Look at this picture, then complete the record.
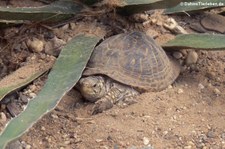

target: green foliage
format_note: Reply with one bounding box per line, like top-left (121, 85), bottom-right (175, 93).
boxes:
top-left (0, 34), bottom-right (100, 149)
top-left (118, 0), bottom-right (197, 15)
top-left (0, 0), bottom-right (83, 24)
top-left (0, 0), bottom-right (224, 148)
top-left (0, 72), bottom-right (44, 101)
top-left (162, 34), bottom-right (225, 50)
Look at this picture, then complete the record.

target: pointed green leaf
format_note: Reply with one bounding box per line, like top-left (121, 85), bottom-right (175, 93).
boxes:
top-left (0, 60), bottom-right (55, 101)
top-left (0, 20), bottom-right (24, 28)
top-left (0, 34), bottom-right (101, 149)
top-left (0, 0), bottom-right (84, 23)
top-left (162, 34), bottom-right (225, 50)
top-left (118, 0), bottom-right (197, 15)
top-left (165, 0), bottom-right (225, 14)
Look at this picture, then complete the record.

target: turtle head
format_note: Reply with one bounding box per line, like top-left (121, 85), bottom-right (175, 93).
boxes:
top-left (78, 76), bottom-right (106, 102)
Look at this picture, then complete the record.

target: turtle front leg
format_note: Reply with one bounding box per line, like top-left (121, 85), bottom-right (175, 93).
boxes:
top-left (92, 83), bottom-right (139, 115)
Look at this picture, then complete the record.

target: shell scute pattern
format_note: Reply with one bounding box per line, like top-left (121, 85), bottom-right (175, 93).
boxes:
top-left (84, 31), bottom-right (180, 91)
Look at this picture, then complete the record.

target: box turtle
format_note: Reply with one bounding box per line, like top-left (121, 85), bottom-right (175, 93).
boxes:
top-left (78, 31), bottom-right (180, 114)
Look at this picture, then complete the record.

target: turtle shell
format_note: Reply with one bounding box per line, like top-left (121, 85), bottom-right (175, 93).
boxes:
top-left (83, 31), bottom-right (180, 91)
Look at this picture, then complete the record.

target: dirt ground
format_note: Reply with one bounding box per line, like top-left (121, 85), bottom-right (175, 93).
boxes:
top-left (0, 0), bottom-right (225, 149)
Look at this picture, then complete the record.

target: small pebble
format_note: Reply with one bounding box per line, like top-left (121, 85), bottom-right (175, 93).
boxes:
top-left (177, 89), bottom-right (184, 94)
top-left (222, 141), bottom-right (225, 148)
top-left (163, 131), bottom-right (168, 135)
top-left (178, 59), bottom-right (184, 65)
top-left (196, 143), bottom-right (205, 148)
top-left (199, 134), bottom-right (208, 143)
top-left (44, 37), bottom-right (65, 56)
top-left (61, 24), bottom-right (69, 30)
top-left (168, 85), bottom-right (173, 89)
top-left (64, 140), bottom-right (70, 145)
top-left (7, 102), bottom-right (21, 117)
top-left (207, 130), bottom-right (215, 138)
top-left (19, 93), bottom-right (29, 104)
top-left (41, 126), bottom-right (46, 131)
top-left (51, 114), bottom-right (58, 119)
top-left (27, 38), bottom-right (44, 53)
top-left (185, 51), bottom-right (198, 66)
top-left (25, 144), bottom-right (31, 149)
top-left (156, 20), bottom-right (163, 26)
top-left (180, 49), bottom-right (188, 57)
top-left (205, 72), bottom-right (216, 79)
top-left (29, 85), bottom-right (37, 92)
top-left (187, 141), bottom-right (195, 146)
top-left (69, 23), bottom-right (76, 30)
top-left (143, 137), bottom-right (150, 145)
top-left (184, 145), bottom-right (192, 149)
top-left (151, 18), bottom-right (157, 24)
top-left (146, 28), bottom-right (159, 39)
top-left (96, 139), bottom-right (103, 143)
top-left (6, 140), bottom-right (23, 149)
top-left (173, 52), bottom-right (183, 59)
top-left (190, 64), bottom-right (199, 72)
top-left (181, 65), bottom-right (187, 73)
top-left (28, 92), bottom-right (36, 98)
top-left (44, 31), bottom-right (55, 40)
top-left (0, 112), bottom-right (7, 122)
top-left (131, 13), bottom-right (149, 23)
top-left (213, 88), bottom-right (221, 95)
top-left (221, 133), bottom-right (225, 139)
top-left (198, 83), bottom-right (205, 90)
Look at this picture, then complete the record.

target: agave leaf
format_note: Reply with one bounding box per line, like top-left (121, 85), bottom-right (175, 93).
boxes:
top-left (162, 34), bottom-right (225, 50)
top-left (0, 0), bottom-right (84, 23)
top-left (118, 0), bottom-right (197, 15)
top-left (0, 59), bottom-right (55, 101)
top-left (0, 34), bottom-right (101, 149)
top-left (0, 20), bottom-right (24, 28)
top-left (165, 0), bottom-right (225, 14)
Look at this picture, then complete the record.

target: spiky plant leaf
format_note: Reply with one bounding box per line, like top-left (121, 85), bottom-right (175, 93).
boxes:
top-left (0, 0), bottom-right (84, 23)
top-left (0, 34), bottom-right (101, 149)
top-left (162, 34), bottom-right (225, 50)
top-left (118, 0), bottom-right (197, 15)
top-left (0, 60), bottom-right (55, 101)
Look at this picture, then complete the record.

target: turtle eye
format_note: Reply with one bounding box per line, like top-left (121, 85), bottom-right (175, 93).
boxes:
top-left (93, 84), bottom-right (97, 88)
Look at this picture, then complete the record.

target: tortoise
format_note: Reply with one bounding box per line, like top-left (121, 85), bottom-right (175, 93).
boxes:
top-left (77, 31), bottom-right (180, 114)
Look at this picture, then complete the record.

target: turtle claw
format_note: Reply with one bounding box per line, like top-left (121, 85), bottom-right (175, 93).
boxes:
top-left (91, 99), bottom-right (113, 115)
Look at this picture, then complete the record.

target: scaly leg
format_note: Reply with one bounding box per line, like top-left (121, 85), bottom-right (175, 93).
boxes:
top-left (92, 82), bottom-right (139, 115)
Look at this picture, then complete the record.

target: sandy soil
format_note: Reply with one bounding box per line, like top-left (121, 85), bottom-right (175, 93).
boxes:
top-left (0, 0), bottom-right (224, 149)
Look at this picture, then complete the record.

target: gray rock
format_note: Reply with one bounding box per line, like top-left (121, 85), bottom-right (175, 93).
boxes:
top-left (6, 140), bottom-right (23, 149)
top-left (190, 23), bottom-right (207, 33)
top-left (207, 130), bottom-right (216, 138)
top-left (201, 13), bottom-right (225, 33)
top-left (198, 83), bottom-right (205, 90)
top-left (6, 102), bottom-right (22, 117)
top-left (173, 52), bottom-right (183, 59)
top-left (221, 132), bottom-right (225, 139)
